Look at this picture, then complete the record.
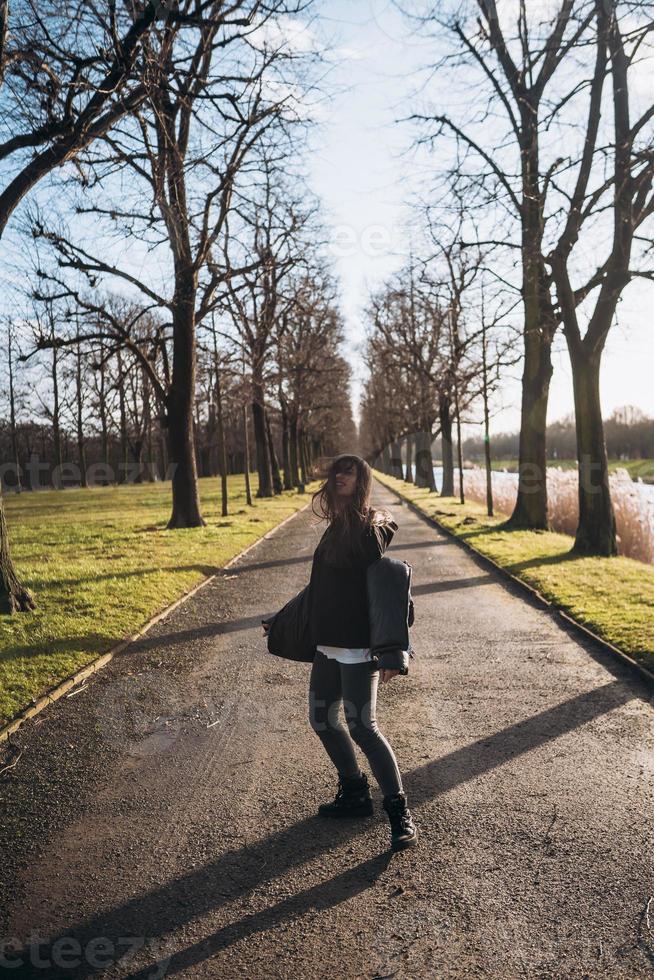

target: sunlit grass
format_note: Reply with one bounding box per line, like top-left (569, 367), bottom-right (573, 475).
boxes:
top-left (375, 471), bottom-right (654, 671)
top-left (1, 475), bottom-right (319, 725)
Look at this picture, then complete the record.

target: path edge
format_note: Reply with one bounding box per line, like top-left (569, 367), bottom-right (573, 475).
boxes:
top-left (0, 500), bottom-right (311, 746)
top-left (377, 475), bottom-right (654, 690)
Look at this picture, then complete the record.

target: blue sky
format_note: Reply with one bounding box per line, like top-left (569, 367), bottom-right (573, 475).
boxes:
top-left (3, 0), bottom-right (652, 439)
top-left (307, 0), bottom-right (654, 434)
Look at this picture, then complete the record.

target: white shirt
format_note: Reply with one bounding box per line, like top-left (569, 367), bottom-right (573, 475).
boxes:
top-left (316, 644), bottom-right (412, 666)
top-left (316, 645), bottom-right (372, 665)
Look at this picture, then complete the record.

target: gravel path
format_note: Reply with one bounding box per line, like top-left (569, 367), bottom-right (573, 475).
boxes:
top-left (1, 479), bottom-right (653, 979)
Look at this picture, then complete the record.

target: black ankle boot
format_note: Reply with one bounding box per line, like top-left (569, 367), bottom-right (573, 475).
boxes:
top-left (318, 772), bottom-right (374, 818)
top-left (382, 791), bottom-right (418, 851)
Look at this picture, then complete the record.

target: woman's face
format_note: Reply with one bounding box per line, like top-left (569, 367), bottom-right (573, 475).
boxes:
top-left (334, 461), bottom-right (358, 499)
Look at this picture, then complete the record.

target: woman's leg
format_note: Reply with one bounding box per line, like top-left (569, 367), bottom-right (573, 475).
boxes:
top-left (309, 650), bottom-right (362, 779)
top-left (340, 662), bottom-right (403, 797)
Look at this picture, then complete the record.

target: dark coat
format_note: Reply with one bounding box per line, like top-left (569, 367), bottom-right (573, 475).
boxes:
top-left (263, 555), bottom-right (415, 674)
top-left (307, 519), bottom-right (397, 647)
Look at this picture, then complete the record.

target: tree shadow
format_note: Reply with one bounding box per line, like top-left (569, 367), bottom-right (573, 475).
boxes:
top-left (218, 554), bottom-right (313, 575)
top-left (388, 538), bottom-right (451, 551)
top-left (412, 574), bottom-right (493, 597)
top-left (125, 853), bottom-right (395, 980)
top-left (504, 551), bottom-right (582, 574)
top-left (0, 632), bottom-right (119, 663)
top-left (2, 610), bottom-right (280, 663)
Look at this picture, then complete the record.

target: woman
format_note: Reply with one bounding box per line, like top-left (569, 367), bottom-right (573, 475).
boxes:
top-left (266, 453), bottom-right (417, 852)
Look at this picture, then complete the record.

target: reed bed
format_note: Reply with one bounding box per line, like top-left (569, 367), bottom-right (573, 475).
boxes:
top-left (460, 467), bottom-right (654, 564)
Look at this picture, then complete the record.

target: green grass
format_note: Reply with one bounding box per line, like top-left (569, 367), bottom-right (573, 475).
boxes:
top-left (1, 475), bottom-right (319, 726)
top-left (374, 470), bottom-right (654, 672)
top-left (484, 458), bottom-right (654, 481)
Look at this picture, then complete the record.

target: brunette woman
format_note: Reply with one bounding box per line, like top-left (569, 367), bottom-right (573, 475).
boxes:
top-left (303, 453), bottom-right (417, 852)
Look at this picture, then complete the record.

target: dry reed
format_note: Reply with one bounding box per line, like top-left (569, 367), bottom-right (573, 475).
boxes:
top-left (458, 467), bottom-right (654, 564)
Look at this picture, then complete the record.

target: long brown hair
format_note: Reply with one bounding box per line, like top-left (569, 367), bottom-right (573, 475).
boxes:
top-left (310, 453), bottom-right (394, 565)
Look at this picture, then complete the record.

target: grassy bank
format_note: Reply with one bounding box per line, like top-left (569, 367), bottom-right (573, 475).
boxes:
top-left (1, 476), bottom-right (318, 726)
top-left (374, 471), bottom-right (654, 673)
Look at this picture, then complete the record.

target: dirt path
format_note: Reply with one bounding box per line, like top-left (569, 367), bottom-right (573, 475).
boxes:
top-left (2, 480), bottom-right (654, 979)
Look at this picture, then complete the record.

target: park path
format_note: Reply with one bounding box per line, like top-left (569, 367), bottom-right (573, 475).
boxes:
top-left (2, 479), bottom-right (654, 979)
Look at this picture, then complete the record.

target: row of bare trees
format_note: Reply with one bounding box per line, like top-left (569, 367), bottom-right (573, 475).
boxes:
top-left (374, 0), bottom-right (654, 557)
top-left (359, 223), bottom-right (514, 517)
top-left (0, 0), bottom-right (356, 611)
top-left (2, 281), bottom-right (351, 498)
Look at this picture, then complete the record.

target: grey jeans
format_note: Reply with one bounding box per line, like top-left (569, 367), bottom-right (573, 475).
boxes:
top-left (308, 649), bottom-right (403, 797)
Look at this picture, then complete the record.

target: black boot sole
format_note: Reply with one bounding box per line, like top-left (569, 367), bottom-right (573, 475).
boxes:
top-left (390, 832), bottom-right (418, 851)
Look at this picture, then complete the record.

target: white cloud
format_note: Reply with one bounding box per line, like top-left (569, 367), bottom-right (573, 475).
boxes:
top-left (249, 15), bottom-right (319, 55)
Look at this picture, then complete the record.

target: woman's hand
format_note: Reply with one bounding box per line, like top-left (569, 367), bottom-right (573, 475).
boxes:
top-left (262, 621), bottom-right (271, 636)
top-left (380, 668), bottom-right (400, 683)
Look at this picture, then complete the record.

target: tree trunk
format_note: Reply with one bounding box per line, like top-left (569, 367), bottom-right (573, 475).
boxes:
top-left (289, 414), bottom-right (300, 488)
top-left (158, 422), bottom-right (168, 482)
top-left (414, 428), bottom-right (437, 491)
top-left (51, 343), bottom-right (62, 489)
top-left (207, 398), bottom-right (218, 477)
top-left (439, 395), bottom-right (454, 497)
top-left (453, 376), bottom-right (464, 505)
top-left (506, 331), bottom-right (552, 529)
top-left (276, 340), bottom-right (293, 490)
top-left (8, 328), bottom-right (21, 492)
top-left (266, 411), bottom-right (283, 494)
top-left (569, 347), bottom-right (616, 555)
top-left (299, 427), bottom-right (308, 486)
top-left (481, 320), bottom-right (494, 517)
top-left (250, 346), bottom-right (273, 498)
top-left (280, 398), bottom-right (292, 490)
top-left (242, 399), bottom-right (253, 506)
top-left (251, 397), bottom-right (273, 498)
top-left (404, 433), bottom-right (413, 484)
top-left (213, 369), bottom-right (228, 517)
top-left (75, 328), bottom-right (87, 488)
top-left (143, 370), bottom-right (154, 482)
top-left (98, 343), bottom-right (110, 483)
top-left (389, 439), bottom-right (403, 479)
top-left (117, 349), bottom-right (129, 485)
top-left (508, 113), bottom-right (555, 530)
top-left (0, 494), bottom-right (35, 612)
top-left (166, 276), bottom-right (205, 528)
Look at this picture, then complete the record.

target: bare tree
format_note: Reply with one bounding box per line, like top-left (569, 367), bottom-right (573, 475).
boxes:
top-left (0, 0), bottom-right (220, 607)
top-left (546, 2), bottom-right (654, 554)
top-left (365, 259), bottom-right (443, 490)
top-left (4, 320), bottom-right (22, 491)
top-left (411, 0), bottom-right (654, 554)
top-left (0, 0), bottom-right (207, 238)
top-left (221, 167), bottom-right (321, 496)
top-left (0, 492), bottom-right (35, 611)
top-left (276, 270), bottom-right (348, 486)
top-left (410, 0), bottom-right (592, 527)
top-left (32, 0), bottom-right (316, 524)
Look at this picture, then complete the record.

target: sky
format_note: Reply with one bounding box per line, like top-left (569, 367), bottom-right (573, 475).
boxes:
top-left (2, 1), bottom-right (652, 441)
top-left (307, 0), bottom-right (654, 435)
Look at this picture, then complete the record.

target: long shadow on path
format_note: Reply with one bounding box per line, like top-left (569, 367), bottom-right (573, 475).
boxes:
top-left (14, 679), bottom-right (639, 978)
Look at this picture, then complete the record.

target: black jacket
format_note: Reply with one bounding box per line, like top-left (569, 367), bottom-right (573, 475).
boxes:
top-left (263, 555), bottom-right (415, 674)
top-left (307, 519), bottom-right (397, 647)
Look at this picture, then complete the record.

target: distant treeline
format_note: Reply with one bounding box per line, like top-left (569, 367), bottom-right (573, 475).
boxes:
top-left (462, 409), bottom-right (654, 461)
top-left (0, 412), bottom-right (331, 491)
